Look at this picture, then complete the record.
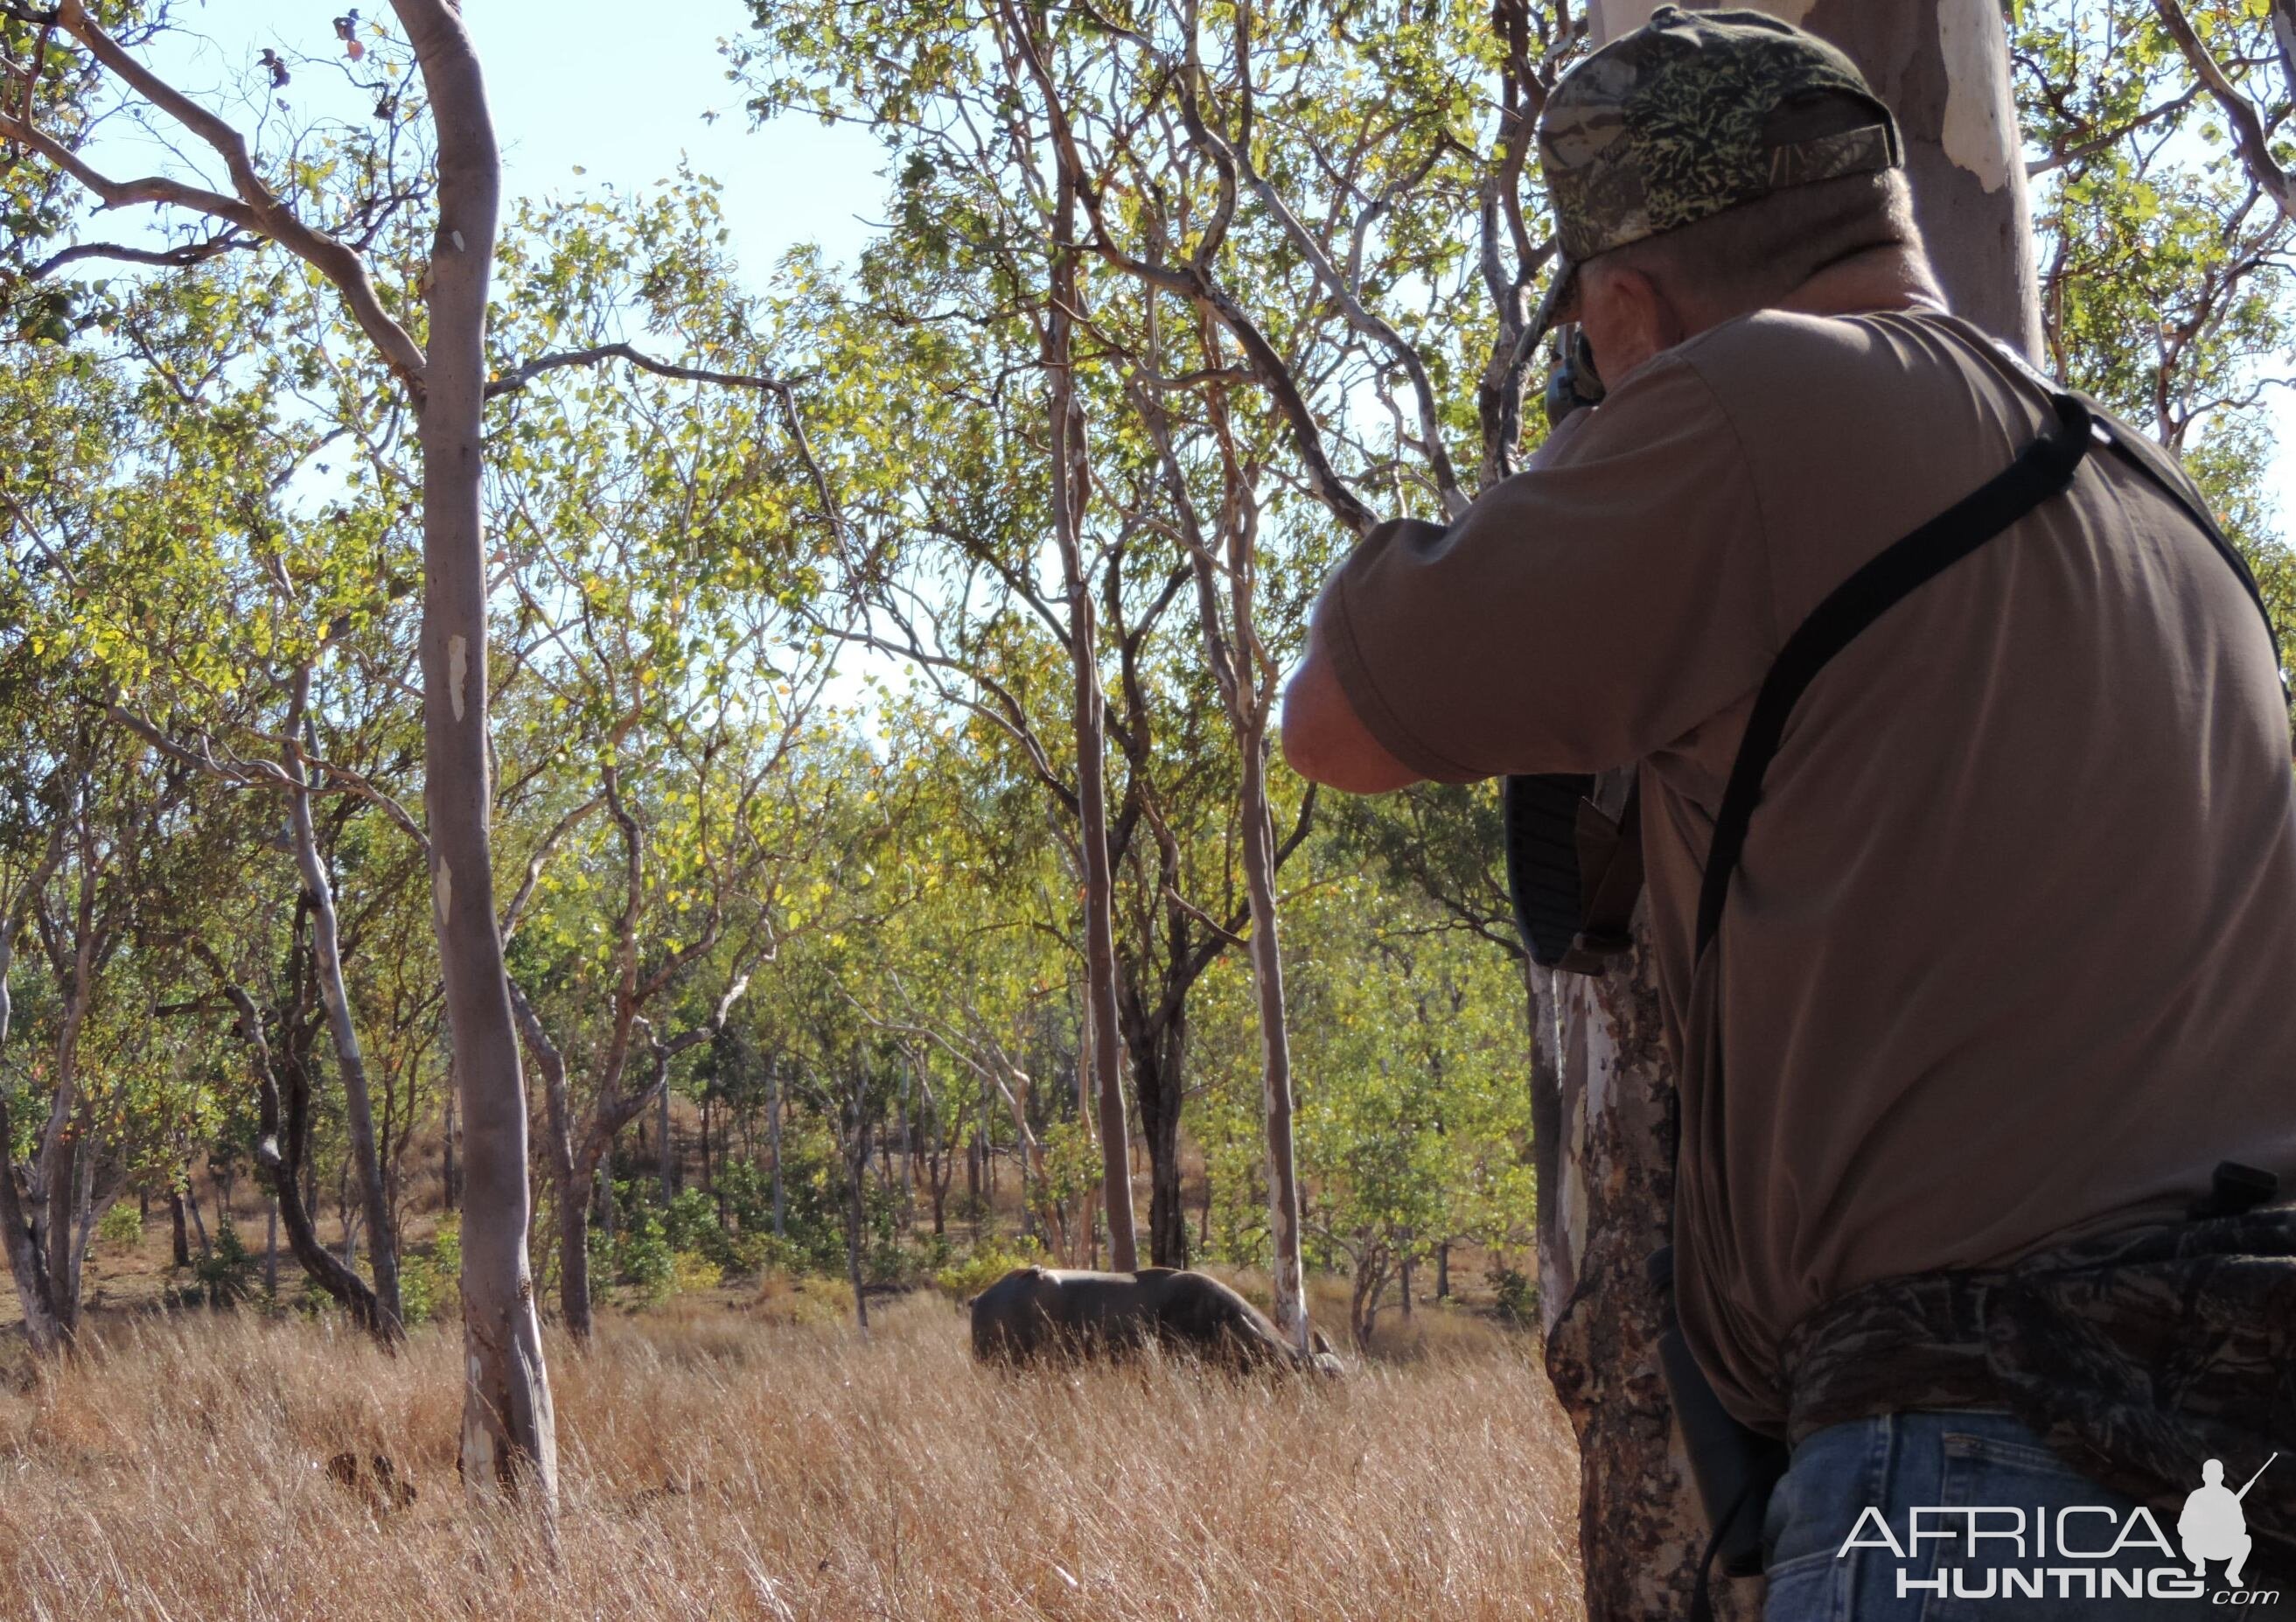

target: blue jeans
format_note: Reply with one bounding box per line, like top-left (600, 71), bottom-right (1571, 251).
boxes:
top-left (1761, 1409), bottom-right (2294, 1619)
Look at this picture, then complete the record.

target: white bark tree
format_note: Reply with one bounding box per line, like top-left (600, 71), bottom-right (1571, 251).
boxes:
top-left (1045, 163), bottom-right (1143, 1270)
top-left (1129, 320), bottom-right (1313, 1347)
top-left (1, 0), bottom-right (557, 1500)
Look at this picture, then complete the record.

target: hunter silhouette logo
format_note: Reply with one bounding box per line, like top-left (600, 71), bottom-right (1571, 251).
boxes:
top-left (2181, 1455), bottom-right (2275, 1591)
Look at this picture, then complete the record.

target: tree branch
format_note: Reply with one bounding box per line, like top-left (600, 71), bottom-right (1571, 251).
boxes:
top-left (24, 231), bottom-right (258, 278)
top-left (1183, 10), bottom-right (1468, 518)
top-left (7, 3), bottom-right (429, 390)
top-left (485, 343), bottom-right (845, 545)
top-left (2150, 0), bottom-right (2296, 220)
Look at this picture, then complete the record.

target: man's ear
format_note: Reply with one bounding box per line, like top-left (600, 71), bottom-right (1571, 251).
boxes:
top-left (1581, 262), bottom-right (1688, 379)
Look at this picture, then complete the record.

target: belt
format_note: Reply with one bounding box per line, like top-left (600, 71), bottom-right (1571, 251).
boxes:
top-left (1776, 1181), bottom-right (2296, 1554)
top-left (1780, 1265), bottom-right (2005, 1444)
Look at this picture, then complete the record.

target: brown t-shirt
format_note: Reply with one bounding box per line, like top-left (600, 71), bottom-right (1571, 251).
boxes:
top-left (1326, 308), bottom-right (2296, 1430)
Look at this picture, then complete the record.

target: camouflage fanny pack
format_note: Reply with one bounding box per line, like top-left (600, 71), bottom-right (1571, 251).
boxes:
top-left (1780, 1179), bottom-right (2296, 1554)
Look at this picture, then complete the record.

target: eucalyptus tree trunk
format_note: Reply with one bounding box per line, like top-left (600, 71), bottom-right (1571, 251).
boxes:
top-left (0, 1117), bottom-right (56, 1356)
top-left (393, 0), bottom-right (556, 1507)
top-left (845, 1099), bottom-right (872, 1335)
top-left (1120, 996), bottom-right (1191, 1265)
top-left (1048, 166), bottom-right (1139, 1271)
top-left (284, 663), bottom-right (401, 1340)
top-left (0, 1108), bottom-right (63, 1357)
top-left (770, 1061), bottom-right (786, 1239)
top-left (1239, 729), bottom-right (1307, 1348)
top-left (35, 870), bottom-right (98, 1345)
top-left (1132, 332), bottom-right (1314, 1342)
top-left (0, 827), bottom-right (69, 1355)
top-left (213, 977), bottom-right (391, 1337)
top-left (1544, 6), bottom-right (2040, 1618)
top-left (512, 982), bottom-right (593, 1343)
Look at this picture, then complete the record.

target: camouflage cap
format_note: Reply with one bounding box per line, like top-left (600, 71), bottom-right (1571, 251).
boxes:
top-left (1530, 5), bottom-right (1902, 338)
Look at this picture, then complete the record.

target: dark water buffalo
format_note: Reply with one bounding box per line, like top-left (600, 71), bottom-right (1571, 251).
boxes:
top-left (969, 1265), bottom-right (1340, 1374)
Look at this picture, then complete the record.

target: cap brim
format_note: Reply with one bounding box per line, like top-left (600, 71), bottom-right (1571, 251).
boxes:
top-left (1528, 257), bottom-right (1580, 343)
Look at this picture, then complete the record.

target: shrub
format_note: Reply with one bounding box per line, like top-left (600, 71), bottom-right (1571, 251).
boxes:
top-left (755, 1131), bottom-right (861, 1276)
top-left (97, 1201), bottom-right (142, 1249)
top-left (914, 1229), bottom-right (953, 1277)
top-left (933, 1234), bottom-right (1044, 1300)
top-left (670, 1250), bottom-right (723, 1296)
top-left (714, 1158), bottom-right (776, 1234)
top-left (617, 1207), bottom-right (676, 1305)
top-left (399, 1256), bottom-right (439, 1325)
top-left (1490, 1266), bottom-right (1538, 1329)
top-left (193, 1220), bottom-right (259, 1308)
top-left (662, 1188), bottom-right (723, 1258)
top-left (429, 1214), bottom-right (461, 1280)
top-left (587, 1216), bottom-right (613, 1286)
top-left (863, 1181), bottom-right (909, 1283)
top-left (720, 1228), bottom-right (782, 1278)
top-left (401, 1215), bottom-right (462, 1325)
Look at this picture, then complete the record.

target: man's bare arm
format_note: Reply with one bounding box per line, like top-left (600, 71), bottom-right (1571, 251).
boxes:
top-left (1280, 606), bottom-right (1426, 794)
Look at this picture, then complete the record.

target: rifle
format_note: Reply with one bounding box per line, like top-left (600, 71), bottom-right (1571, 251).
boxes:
top-left (1502, 326), bottom-right (1786, 1606)
top-left (1504, 328), bottom-right (1643, 976)
top-left (2238, 1454), bottom-right (2279, 1500)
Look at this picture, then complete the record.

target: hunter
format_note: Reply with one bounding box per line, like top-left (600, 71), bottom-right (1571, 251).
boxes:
top-left (1283, 8), bottom-right (2296, 1619)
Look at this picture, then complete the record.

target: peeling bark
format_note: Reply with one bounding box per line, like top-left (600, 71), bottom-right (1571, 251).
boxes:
top-left (1542, 905), bottom-right (1756, 1619)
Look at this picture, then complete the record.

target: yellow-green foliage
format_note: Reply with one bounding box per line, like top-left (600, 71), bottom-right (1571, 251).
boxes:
top-left (1190, 872), bottom-right (1538, 1274)
top-left (932, 1234), bottom-right (1045, 1299)
top-left (398, 1217), bottom-right (461, 1326)
top-left (669, 1250), bottom-right (723, 1297)
top-left (96, 1202), bottom-right (143, 1250)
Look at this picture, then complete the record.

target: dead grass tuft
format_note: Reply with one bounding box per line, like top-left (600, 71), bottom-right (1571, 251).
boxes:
top-left (0, 1294), bottom-right (1582, 1620)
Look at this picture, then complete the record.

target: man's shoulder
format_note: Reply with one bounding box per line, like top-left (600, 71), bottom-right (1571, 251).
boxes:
top-left (1667, 304), bottom-right (2013, 394)
top-left (1639, 305), bottom-right (2056, 500)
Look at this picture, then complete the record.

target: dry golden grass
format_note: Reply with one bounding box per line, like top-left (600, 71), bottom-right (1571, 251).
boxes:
top-left (0, 1286), bottom-right (1584, 1621)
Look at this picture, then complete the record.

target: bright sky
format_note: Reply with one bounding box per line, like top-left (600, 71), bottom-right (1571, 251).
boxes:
top-left (59, 2), bottom-right (2296, 533)
top-left (101, 0), bottom-right (887, 275)
top-left (469, 0), bottom-right (884, 273)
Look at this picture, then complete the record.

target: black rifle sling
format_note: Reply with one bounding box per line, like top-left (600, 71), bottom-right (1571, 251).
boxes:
top-left (1678, 391), bottom-right (2092, 1622)
top-left (2077, 391), bottom-right (2289, 710)
top-left (1693, 391), bottom-right (2096, 961)
top-left (1694, 389), bottom-right (2286, 959)
top-left (1669, 388), bottom-right (2281, 1621)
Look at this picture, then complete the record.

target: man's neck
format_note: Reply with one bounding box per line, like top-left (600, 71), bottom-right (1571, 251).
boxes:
top-left (1618, 247), bottom-right (1951, 381)
top-left (1769, 244), bottom-right (1947, 321)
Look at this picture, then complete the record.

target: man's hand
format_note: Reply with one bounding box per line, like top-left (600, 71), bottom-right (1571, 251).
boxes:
top-left (1281, 629), bottom-right (1425, 794)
